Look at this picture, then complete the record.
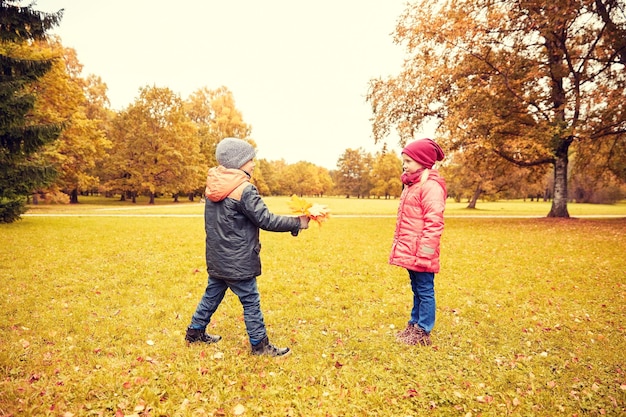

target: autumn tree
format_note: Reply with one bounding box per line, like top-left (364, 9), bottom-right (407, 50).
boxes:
top-left (105, 86), bottom-right (203, 203)
top-left (185, 86), bottom-right (251, 169)
top-left (569, 138), bottom-right (626, 203)
top-left (279, 161), bottom-right (333, 197)
top-left (82, 74), bottom-right (116, 196)
top-left (250, 159), bottom-right (334, 196)
top-left (441, 144), bottom-right (549, 207)
top-left (314, 166), bottom-right (334, 197)
top-left (250, 161), bottom-right (270, 195)
top-left (183, 86), bottom-right (253, 199)
top-left (30, 42), bottom-right (111, 204)
top-left (368, 0), bottom-right (626, 217)
top-left (0, 0), bottom-right (63, 222)
top-left (443, 147), bottom-right (549, 207)
top-left (281, 162), bottom-right (314, 196)
top-left (336, 148), bottom-right (373, 198)
top-left (256, 158), bottom-right (282, 195)
top-left (370, 150), bottom-right (402, 199)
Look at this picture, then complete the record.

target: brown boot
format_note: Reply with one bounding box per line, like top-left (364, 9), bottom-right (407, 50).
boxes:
top-left (413, 326), bottom-right (432, 346)
top-left (397, 324), bottom-right (432, 346)
top-left (397, 323), bottom-right (421, 345)
top-left (185, 328), bottom-right (221, 344)
top-left (396, 323), bottom-right (414, 342)
top-left (251, 336), bottom-right (291, 357)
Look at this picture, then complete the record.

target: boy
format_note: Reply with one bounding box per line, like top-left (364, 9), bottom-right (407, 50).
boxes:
top-left (186, 137), bottom-right (309, 357)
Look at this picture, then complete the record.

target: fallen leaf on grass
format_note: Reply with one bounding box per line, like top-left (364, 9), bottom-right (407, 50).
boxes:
top-left (404, 388), bottom-right (419, 398)
top-left (233, 404), bottom-right (245, 415)
top-left (364, 385), bottom-right (377, 394)
top-left (476, 395), bottom-right (494, 403)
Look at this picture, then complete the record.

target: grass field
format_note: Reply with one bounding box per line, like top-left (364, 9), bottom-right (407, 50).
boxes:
top-left (1, 198), bottom-right (625, 416)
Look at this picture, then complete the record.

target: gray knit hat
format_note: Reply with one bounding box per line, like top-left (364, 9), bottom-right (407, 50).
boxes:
top-left (215, 137), bottom-right (256, 169)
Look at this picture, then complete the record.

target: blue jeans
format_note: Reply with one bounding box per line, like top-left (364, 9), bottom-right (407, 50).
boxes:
top-left (408, 270), bottom-right (436, 333)
top-left (190, 276), bottom-right (267, 343)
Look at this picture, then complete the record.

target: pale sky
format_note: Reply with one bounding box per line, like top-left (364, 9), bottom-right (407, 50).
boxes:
top-left (38, 0), bottom-right (432, 169)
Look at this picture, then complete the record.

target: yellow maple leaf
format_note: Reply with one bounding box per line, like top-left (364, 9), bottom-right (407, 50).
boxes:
top-left (288, 194), bottom-right (312, 214)
top-left (288, 195), bottom-right (330, 226)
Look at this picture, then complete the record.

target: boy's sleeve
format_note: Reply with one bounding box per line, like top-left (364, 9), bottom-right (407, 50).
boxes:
top-left (239, 185), bottom-right (301, 235)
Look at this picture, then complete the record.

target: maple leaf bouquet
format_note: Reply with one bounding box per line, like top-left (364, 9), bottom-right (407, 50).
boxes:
top-left (288, 195), bottom-right (331, 226)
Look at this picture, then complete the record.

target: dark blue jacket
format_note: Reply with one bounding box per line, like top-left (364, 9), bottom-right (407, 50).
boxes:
top-left (204, 166), bottom-right (300, 280)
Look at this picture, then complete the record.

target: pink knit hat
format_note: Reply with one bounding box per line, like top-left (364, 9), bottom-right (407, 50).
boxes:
top-left (402, 138), bottom-right (445, 168)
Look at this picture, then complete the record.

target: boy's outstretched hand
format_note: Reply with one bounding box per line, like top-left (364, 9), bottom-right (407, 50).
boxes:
top-left (298, 215), bottom-right (310, 229)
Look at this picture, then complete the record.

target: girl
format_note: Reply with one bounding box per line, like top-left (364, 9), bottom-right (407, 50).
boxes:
top-left (390, 138), bottom-right (446, 346)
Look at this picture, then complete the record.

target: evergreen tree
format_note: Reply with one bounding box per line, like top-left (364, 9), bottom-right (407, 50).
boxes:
top-left (0, 0), bottom-right (63, 222)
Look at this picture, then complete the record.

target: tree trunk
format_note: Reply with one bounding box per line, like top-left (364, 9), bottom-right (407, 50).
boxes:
top-left (467, 183), bottom-right (482, 209)
top-left (149, 192), bottom-right (155, 204)
top-left (548, 154), bottom-right (570, 218)
top-left (70, 188), bottom-right (79, 204)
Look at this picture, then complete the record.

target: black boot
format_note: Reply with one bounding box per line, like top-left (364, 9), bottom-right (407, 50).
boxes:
top-left (251, 336), bottom-right (291, 357)
top-left (185, 328), bottom-right (221, 344)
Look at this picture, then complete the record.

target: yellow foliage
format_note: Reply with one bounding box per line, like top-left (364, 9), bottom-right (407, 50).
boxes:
top-left (288, 194), bottom-right (331, 226)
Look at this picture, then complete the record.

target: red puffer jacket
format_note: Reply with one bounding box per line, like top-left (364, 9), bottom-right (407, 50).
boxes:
top-left (389, 169), bottom-right (446, 273)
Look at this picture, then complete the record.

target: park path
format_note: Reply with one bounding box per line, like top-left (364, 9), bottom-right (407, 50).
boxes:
top-left (22, 213), bottom-right (624, 218)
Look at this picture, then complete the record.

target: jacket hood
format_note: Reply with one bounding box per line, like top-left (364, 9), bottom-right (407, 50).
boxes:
top-left (205, 166), bottom-right (250, 202)
top-left (428, 169), bottom-right (447, 196)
